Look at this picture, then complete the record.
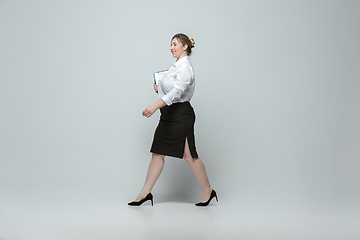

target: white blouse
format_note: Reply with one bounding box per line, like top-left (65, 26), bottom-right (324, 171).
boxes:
top-left (158, 56), bottom-right (195, 106)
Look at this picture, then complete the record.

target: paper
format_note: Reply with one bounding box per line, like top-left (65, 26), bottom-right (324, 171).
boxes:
top-left (153, 70), bottom-right (168, 85)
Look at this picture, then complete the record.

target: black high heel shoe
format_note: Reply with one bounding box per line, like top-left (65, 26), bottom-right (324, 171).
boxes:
top-left (128, 193), bottom-right (153, 206)
top-left (195, 189), bottom-right (218, 206)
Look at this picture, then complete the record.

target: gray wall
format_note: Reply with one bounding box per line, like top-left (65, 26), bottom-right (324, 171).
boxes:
top-left (1, 0), bottom-right (359, 213)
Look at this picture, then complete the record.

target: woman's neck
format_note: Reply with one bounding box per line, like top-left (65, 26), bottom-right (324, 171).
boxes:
top-left (176, 53), bottom-right (188, 61)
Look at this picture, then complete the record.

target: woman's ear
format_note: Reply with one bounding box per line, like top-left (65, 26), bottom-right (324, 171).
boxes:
top-left (183, 44), bottom-right (188, 51)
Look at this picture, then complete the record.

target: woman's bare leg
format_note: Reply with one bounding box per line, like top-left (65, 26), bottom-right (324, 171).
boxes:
top-left (183, 139), bottom-right (213, 202)
top-left (134, 153), bottom-right (165, 201)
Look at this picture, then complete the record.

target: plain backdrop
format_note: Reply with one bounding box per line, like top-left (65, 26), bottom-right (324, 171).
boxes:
top-left (1, 0), bottom-right (359, 239)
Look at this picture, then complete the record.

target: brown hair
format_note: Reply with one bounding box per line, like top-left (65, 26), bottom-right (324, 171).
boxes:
top-left (172, 33), bottom-right (195, 56)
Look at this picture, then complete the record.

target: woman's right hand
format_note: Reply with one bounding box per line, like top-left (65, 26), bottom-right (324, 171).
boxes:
top-left (153, 84), bottom-right (158, 93)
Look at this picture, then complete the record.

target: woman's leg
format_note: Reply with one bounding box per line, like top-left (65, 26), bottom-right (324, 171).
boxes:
top-left (183, 138), bottom-right (213, 202)
top-left (134, 153), bottom-right (165, 201)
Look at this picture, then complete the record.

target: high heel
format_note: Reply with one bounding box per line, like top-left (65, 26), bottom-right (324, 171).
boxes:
top-left (128, 193), bottom-right (153, 206)
top-left (195, 189), bottom-right (218, 207)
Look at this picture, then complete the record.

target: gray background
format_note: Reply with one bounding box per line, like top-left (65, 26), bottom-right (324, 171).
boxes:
top-left (1, 0), bottom-right (359, 239)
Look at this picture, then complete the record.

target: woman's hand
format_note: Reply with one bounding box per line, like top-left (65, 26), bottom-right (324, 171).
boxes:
top-left (142, 104), bottom-right (157, 118)
top-left (153, 84), bottom-right (158, 93)
top-left (142, 100), bottom-right (166, 118)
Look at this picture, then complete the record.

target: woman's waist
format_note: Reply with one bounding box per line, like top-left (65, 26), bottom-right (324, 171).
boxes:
top-left (160, 101), bottom-right (193, 111)
top-left (160, 101), bottom-right (195, 120)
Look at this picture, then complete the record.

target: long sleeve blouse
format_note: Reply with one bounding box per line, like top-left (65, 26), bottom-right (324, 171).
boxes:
top-left (157, 56), bottom-right (195, 106)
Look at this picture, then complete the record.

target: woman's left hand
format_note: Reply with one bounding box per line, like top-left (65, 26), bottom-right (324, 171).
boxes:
top-left (142, 104), bottom-right (157, 118)
top-left (153, 84), bottom-right (158, 93)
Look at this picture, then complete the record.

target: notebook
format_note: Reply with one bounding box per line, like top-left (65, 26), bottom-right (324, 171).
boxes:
top-left (153, 70), bottom-right (168, 85)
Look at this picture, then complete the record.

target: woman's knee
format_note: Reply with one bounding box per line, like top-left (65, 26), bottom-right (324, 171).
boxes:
top-left (183, 155), bottom-right (195, 163)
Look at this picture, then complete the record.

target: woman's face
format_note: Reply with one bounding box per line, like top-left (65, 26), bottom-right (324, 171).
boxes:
top-left (170, 38), bottom-right (188, 60)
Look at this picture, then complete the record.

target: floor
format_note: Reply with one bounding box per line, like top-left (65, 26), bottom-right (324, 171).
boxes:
top-left (1, 190), bottom-right (359, 240)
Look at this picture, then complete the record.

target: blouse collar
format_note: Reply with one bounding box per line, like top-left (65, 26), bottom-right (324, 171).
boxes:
top-left (173, 56), bottom-right (190, 67)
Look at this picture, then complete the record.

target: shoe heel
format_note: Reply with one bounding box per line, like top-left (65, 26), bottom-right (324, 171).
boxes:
top-left (128, 193), bottom-right (153, 206)
top-left (195, 189), bottom-right (218, 207)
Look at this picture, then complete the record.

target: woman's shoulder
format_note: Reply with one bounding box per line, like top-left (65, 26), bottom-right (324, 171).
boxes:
top-left (174, 61), bottom-right (194, 78)
top-left (176, 60), bottom-right (193, 70)
top-left (176, 58), bottom-right (193, 69)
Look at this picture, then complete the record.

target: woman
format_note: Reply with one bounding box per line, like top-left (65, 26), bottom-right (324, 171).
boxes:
top-left (128, 33), bottom-right (217, 207)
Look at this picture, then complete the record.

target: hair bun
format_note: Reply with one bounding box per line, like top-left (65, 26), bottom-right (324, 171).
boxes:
top-left (190, 38), bottom-right (195, 48)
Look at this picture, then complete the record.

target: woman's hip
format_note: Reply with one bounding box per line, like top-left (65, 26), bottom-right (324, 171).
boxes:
top-left (159, 101), bottom-right (195, 122)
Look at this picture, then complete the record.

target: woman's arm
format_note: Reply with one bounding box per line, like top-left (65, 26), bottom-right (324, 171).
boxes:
top-left (161, 64), bottom-right (192, 106)
top-left (142, 99), bottom-right (166, 118)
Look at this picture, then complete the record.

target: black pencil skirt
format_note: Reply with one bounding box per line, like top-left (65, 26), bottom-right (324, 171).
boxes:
top-left (150, 101), bottom-right (198, 159)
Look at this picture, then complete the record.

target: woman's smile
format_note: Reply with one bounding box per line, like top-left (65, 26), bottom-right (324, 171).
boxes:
top-left (170, 38), bottom-right (187, 60)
